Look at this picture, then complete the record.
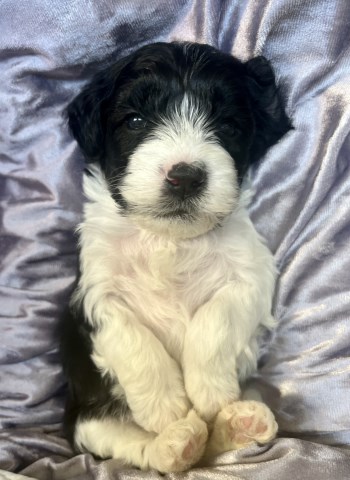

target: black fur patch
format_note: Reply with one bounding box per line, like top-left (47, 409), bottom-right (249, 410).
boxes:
top-left (60, 301), bottom-right (130, 447)
top-left (67, 42), bottom-right (291, 196)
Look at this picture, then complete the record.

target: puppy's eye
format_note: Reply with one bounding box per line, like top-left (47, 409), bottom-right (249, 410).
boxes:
top-left (218, 124), bottom-right (239, 136)
top-left (126, 115), bottom-right (148, 130)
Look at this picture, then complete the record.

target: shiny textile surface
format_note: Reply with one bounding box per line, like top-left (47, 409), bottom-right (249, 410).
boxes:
top-left (1, 0), bottom-right (350, 478)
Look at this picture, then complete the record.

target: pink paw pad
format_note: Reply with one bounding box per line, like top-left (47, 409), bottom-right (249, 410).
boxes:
top-left (226, 401), bottom-right (278, 448)
top-left (205, 401), bottom-right (278, 457)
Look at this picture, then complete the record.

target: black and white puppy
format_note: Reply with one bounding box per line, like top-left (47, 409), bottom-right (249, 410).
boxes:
top-left (61, 42), bottom-right (290, 472)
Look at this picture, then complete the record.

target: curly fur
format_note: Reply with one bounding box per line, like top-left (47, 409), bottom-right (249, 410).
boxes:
top-left (61, 41), bottom-right (290, 472)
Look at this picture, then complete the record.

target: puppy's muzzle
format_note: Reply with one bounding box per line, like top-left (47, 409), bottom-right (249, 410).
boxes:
top-left (166, 162), bottom-right (207, 200)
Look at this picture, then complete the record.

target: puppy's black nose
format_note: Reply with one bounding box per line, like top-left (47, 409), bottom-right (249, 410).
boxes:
top-left (166, 162), bottom-right (207, 199)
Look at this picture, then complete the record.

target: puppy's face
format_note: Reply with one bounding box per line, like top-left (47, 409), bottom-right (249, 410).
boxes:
top-left (68, 42), bottom-right (290, 238)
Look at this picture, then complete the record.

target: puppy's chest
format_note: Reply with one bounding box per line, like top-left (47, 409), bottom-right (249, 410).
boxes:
top-left (109, 234), bottom-right (230, 331)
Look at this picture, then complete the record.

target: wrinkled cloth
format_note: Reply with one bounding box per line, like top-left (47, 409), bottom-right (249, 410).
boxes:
top-left (1, 0), bottom-right (350, 478)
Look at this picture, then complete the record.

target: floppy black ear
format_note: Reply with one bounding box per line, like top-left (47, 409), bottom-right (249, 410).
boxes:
top-left (66, 55), bottom-right (133, 163)
top-left (245, 56), bottom-right (291, 163)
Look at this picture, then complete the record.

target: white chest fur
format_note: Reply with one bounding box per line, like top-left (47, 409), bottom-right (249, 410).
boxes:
top-left (75, 170), bottom-right (276, 370)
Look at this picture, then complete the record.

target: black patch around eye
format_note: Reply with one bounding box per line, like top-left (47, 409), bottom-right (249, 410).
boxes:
top-left (126, 115), bottom-right (148, 130)
top-left (217, 123), bottom-right (242, 138)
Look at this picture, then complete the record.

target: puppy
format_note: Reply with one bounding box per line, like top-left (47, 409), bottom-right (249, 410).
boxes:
top-left (61, 42), bottom-right (290, 472)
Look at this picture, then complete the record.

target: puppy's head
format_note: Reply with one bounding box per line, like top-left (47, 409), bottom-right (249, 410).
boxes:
top-left (67, 42), bottom-right (290, 238)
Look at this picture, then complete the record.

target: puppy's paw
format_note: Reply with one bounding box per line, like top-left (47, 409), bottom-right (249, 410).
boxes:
top-left (207, 400), bottom-right (278, 455)
top-left (148, 410), bottom-right (208, 473)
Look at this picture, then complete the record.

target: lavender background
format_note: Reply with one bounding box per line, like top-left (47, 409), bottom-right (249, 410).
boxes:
top-left (1, 1), bottom-right (350, 478)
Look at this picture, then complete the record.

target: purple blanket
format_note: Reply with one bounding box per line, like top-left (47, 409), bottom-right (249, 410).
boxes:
top-left (1, 1), bottom-right (350, 478)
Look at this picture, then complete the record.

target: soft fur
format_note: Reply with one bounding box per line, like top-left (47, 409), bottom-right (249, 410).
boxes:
top-left (61, 41), bottom-right (290, 472)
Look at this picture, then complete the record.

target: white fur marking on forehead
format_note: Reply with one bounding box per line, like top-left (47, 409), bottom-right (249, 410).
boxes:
top-left (155, 94), bottom-right (214, 143)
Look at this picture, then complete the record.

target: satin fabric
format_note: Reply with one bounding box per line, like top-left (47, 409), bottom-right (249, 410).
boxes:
top-left (1, 0), bottom-right (350, 478)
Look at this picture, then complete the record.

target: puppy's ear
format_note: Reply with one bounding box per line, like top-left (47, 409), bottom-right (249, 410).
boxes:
top-left (66, 55), bottom-right (132, 164)
top-left (245, 56), bottom-right (291, 164)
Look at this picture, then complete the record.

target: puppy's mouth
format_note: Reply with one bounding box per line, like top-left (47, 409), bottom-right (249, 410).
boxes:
top-left (154, 196), bottom-right (200, 221)
top-left (124, 193), bottom-right (227, 238)
top-left (126, 197), bottom-right (200, 223)
top-left (155, 209), bottom-right (196, 221)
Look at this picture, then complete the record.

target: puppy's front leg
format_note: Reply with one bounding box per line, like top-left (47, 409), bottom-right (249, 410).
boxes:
top-left (183, 283), bottom-right (261, 422)
top-left (91, 301), bottom-right (190, 434)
